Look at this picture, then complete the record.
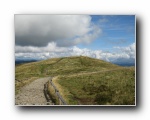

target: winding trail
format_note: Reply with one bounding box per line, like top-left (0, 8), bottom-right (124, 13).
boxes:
top-left (15, 77), bottom-right (51, 105)
top-left (15, 68), bottom-right (125, 105)
top-left (66, 67), bottom-right (124, 77)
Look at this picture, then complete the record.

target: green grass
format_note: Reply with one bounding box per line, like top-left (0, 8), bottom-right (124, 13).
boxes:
top-left (15, 56), bottom-right (121, 94)
top-left (15, 56), bottom-right (135, 105)
top-left (47, 81), bottom-right (59, 105)
top-left (54, 67), bottom-right (135, 105)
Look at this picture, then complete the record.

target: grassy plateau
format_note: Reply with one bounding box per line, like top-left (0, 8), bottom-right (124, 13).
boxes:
top-left (15, 56), bottom-right (135, 105)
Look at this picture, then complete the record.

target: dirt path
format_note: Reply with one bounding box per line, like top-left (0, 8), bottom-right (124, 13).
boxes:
top-left (15, 77), bottom-right (51, 105)
top-left (66, 68), bottom-right (124, 77)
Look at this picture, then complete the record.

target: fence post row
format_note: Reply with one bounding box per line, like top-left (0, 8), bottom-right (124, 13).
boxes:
top-left (44, 82), bottom-right (54, 105)
top-left (49, 78), bottom-right (67, 105)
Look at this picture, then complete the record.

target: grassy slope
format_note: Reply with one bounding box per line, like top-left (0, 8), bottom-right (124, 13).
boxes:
top-left (54, 67), bottom-right (135, 105)
top-left (15, 56), bottom-right (135, 105)
top-left (15, 56), bottom-right (120, 91)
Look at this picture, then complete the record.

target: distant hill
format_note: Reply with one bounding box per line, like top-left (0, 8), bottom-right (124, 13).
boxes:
top-left (112, 57), bottom-right (135, 67)
top-left (113, 62), bottom-right (135, 67)
top-left (15, 56), bottom-right (121, 79)
top-left (15, 56), bottom-right (135, 105)
top-left (15, 59), bottom-right (38, 65)
top-left (15, 56), bottom-right (120, 93)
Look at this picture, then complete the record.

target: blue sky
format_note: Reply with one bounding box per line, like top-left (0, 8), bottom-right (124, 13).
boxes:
top-left (78, 15), bottom-right (135, 51)
top-left (15, 15), bottom-right (135, 65)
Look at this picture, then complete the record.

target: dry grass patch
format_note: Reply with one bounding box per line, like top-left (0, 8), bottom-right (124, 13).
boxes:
top-left (15, 77), bottom-right (39, 94)
top-left (47, 80), bottom-right (59, 104)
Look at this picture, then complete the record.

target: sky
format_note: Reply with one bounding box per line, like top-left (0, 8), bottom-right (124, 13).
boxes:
top-left (15, 15), bottom-right (135, 65)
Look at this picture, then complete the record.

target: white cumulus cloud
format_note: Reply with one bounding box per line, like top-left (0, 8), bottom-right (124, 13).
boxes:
top-left (15, 15), bottom-right (102, 47)
top-left (15, 42), bottom-right (135, 65)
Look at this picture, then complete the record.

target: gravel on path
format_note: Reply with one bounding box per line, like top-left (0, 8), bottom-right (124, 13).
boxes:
top-left (15, 77), bottom-right (51, 105)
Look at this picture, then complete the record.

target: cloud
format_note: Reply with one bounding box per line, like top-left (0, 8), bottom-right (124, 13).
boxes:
top-left (99, 18), bottom-right (109, 23)
top-left (15, 42), bottom-right (135, 64)
top-left (15, 42), bottom-right (68, 53)
top-left (15, 15), bottom-right (101, 47)
top-left (113, 43), bottom-right (135, 59)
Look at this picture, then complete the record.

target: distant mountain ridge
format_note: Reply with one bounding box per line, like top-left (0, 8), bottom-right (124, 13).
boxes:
top-left (112, 62), bottom-right (135, 67)
top-left (15, 59), bottom-right (38, 65)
